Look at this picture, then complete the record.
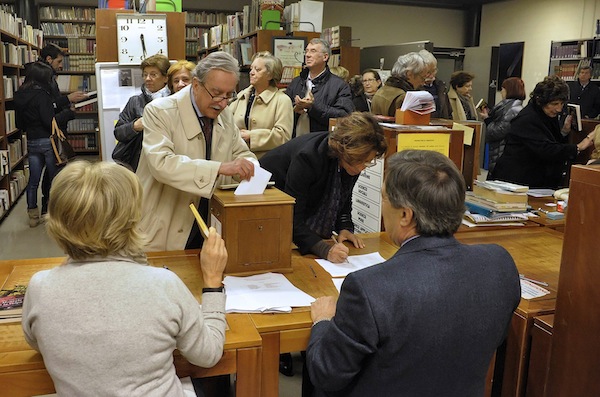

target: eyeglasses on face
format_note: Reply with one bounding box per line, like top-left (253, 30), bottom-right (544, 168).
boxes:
top-left (199, 81), bottom-right (237, 104)
top-left (304, 48), bottom-right (326, 55)
top-left (362, 79), bottom-right (377, 84)
top-left (142, 72), bottom-right (162, 79)
top-left (363, 157), bottom-right (378, 168)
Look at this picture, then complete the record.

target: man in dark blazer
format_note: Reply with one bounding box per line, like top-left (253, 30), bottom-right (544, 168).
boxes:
top-left (305, 150), bottom-right (521, 397)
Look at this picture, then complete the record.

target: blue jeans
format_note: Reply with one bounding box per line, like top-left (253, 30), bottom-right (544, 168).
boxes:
top-left (27, 138), bottom-right (59, 210)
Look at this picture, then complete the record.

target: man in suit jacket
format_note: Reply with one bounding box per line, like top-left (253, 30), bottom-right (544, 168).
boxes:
top-left (306, 150), bottom-right (521, 397)
top-left (136, 52), bottom-right (256, 251)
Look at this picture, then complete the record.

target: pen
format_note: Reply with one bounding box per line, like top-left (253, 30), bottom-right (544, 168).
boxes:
top-left (519, 274), bottom-right (549, 287)
top-left (331, 231), bottom-right (350, 264)
top-left (309, 264), bottom-right (317, 278)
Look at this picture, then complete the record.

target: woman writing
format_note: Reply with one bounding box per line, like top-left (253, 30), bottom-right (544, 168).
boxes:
top-left (22, 161), bottom-right (228, 396)
top-left (14, 62), bottom-right (74, 227)
top-left (491, 75), bottom-right (594, 189)
top-left (112, 54), bottom-right (171, 171)
top-left (229, 51), bottom-right (293, 158)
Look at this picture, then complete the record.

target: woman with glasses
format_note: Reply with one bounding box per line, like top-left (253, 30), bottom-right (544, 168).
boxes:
top-left (353, 69), bottom-right (382, 112)
top-left (371, 50), bottom-right (436, 117)
top-left (112, 54), bottom-right (171, 171)
top-left (260, 112), bottom-right (387, 263)
top-left (229, 51), bottom-right (292, 159)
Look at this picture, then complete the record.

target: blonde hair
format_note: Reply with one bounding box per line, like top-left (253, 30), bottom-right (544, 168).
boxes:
top-left (167, 59), bottom-right (196, 92)
top-left (330, 66), bottom-right (350, 82)
top-left (252, 51), bottom-right (283, 86)
top-left (46, 161), bottom-right (147, 261)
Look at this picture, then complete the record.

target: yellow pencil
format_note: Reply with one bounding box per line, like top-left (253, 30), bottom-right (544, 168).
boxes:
top-left (189, 203), bottom-right (210, 239)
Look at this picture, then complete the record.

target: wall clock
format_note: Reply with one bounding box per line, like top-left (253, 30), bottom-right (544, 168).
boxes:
top-left (116, 13), bottom-right (168, 65)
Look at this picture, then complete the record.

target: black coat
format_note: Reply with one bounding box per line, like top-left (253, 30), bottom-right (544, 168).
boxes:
top-left (260, 131), bottom-right (357, 254)
top-left (285, 67), bottom-right (354, 136)
top-left (307, 236), bottom-right (520, 397)
top-left (112, 89), bottom-right (152, 171)
top-left (490, 101), bottom-right (578, 189)
top-left (568, 80), bottom-right (600, 118)
top-left (14, 85), bottom-right (74, 140)
top-left (484, 98), bottom-right (523, 174)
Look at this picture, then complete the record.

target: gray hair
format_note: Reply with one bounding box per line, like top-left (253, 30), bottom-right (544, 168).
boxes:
top-left (252, 51), bottom-right (283, 86)
top-left (384, 150), bottom-right (466, 236)
top-left (193, 51), bottom-right (240, 83)
top-left (418, 49), bottom-right (437, 68)
top-left (391, 52), bottom-right (426, 78)
top-left (309, 38), bottom-right (331, 57)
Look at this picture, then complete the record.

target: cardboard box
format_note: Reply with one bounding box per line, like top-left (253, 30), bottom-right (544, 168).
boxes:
top-left (210, 187), bottom-right (295, 276)
top-left (395, 109), bottom-right (431, 125)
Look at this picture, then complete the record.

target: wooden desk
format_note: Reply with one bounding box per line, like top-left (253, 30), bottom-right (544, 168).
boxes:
top-left (527, 196), bottom-right (565, 232)
top-left (455, 228), bottom-right (563, 397)
top-left (250, 233), bottom-right (398, 397)
top-left (0, 252), bottom-right (262, 397)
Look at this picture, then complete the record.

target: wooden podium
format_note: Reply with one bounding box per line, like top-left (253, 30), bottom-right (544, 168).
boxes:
top-left (210, 188), bottom-right (295, 276)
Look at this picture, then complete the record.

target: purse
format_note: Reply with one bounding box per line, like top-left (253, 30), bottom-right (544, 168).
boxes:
top-left (111, 131), bottom-right (143, 171)
top-left (50, 118), bottom-right (76, 166)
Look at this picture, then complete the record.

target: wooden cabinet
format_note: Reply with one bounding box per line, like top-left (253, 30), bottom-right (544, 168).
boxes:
top-left (331, 45), bottom-right (360, 76)
top-left (39, 3), bottom-right (99, 157)
top-left (0, 6), bottom-right (41, 222)
top-left (210, 188), bottom-right (295, 276)
top-left (525, 314), bottom-right (554, 397)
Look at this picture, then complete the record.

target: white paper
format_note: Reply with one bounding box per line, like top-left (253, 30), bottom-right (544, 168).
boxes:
top-left (234, 158), bottom-right (272, 195)
top-left (400, 91), bottom-right (435, 114)
top-left (461, 219), bottom-right (526, 228)
top-left (315, 252), bottom-right (386, 278)
top-left (223, 272), bottom-right (315, 313)
top-left (332, 278), bottom-right (345, 293)
top-left (520, 279), bottom-right (550, 299)
top-left (527, 189), bottom-right (555, 198)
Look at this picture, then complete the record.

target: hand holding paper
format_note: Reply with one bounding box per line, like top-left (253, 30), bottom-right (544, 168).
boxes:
top-left (234, 158), bottom-right (272, 195)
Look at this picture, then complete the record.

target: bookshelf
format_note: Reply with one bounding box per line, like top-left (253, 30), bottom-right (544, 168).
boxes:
top-left (185, 10), bottom-right (228, 61)
top-left (549, 38), bottom-right (600, 81)
top-left (39, 3), bottom-right (99, 157)
top-left (0, 4), bottom-right (43, 222)
top-left (322, 26), bottom-right (361, 77)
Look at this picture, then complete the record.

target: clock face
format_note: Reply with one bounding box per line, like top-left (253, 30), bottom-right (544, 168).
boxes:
top-left (116, 14), bottom-right (168, 65)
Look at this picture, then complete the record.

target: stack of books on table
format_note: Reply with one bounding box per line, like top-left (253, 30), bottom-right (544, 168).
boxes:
top-left (464, 180), bottom-right (529, 224)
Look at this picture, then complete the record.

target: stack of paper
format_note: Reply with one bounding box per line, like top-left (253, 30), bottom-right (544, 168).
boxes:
top-left (400, 91), bottom-right (436, 115)
top-left (315, 252), bottom-right (385, 278)
top-left (223, 272), bottom-right (315, 313)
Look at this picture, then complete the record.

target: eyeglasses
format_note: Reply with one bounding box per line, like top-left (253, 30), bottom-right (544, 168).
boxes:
top-left (200, 82), bottom-right (237, 104)
top-left (142, 72), bottom-right (162, 79)
top-left (363, 157), bottom-right (378, 168)
top-left (362, 79), bottom-right (377, 84)
top-left (304, 48), bottom-right (326, 55)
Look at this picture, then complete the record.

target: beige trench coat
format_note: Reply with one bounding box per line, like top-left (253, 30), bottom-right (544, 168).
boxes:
top-left (448, 87), bottom-right (479, 121)
top-left (228, 85), bottom-right (293, 159)
top-left (136, 85), bottom-right (256, 251)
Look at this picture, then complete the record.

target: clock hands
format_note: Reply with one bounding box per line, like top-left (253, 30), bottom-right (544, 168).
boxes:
top-left (140, 33), bottom-right (147, 59)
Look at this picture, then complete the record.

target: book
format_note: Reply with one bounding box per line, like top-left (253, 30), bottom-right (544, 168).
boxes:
top-left (466, 192), bottom-right (528, 212)
top-left (465, 200), bottom-right (527, 217)
top-left (472, 180), bottom-right (528, 204)
top-left (483, 180), bottom-right (529, 193)
top-left (0, 263), bottom-right (54, 323)
top-left (464, 211), bottom-right (528, 224)
top-left (476, 98), bottom-right (488, 110)
top-left (567, 103), bottom-right (582, 131)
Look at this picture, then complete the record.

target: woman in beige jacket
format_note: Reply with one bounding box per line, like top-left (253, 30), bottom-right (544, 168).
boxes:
top-left (229, 52), bottom-right (293, 158)
top-left (448, 71), bottom-right (480, 121)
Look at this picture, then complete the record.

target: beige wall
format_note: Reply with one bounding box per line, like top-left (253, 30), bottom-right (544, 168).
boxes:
top-left (322, 1), bottom-right (465, 48)
top-left (480, 0), bottom-right (600, 94)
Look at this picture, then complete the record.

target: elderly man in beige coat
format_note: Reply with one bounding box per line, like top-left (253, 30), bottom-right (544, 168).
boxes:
top-left (136, 52), bottom-right (257, 252)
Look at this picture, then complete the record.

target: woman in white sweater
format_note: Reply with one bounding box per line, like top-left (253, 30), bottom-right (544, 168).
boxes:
top-left (22, 161), bottom-right (228, 397)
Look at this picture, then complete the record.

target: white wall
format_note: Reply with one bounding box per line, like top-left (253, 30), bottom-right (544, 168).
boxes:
top-left (322, 1), bottom-right (466, 48)
top-left (480, 0), bottom-right (600, 94)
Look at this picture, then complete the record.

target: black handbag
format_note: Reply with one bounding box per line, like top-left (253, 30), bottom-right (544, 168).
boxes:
top-left (112, 131), bottom-right (143, 171)
top-left (50, 118), bottom-right (76, 166)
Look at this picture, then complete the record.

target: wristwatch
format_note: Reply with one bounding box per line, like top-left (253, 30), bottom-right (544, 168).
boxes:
top-left (202, 286), bottom-right (225, 293)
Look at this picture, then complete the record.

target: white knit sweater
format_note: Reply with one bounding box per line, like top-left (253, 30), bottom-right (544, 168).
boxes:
top-left (22, 257), bottom-right (226, 397)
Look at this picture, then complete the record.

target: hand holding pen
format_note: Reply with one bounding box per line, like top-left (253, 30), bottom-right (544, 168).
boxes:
top-left (328, 231), bottom-right (350, 264)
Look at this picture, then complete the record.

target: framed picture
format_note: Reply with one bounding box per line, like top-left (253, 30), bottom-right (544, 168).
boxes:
top-left (272, 37), bottom-right (307, 69)
top-left (239, 42), bottom-right (254, 66)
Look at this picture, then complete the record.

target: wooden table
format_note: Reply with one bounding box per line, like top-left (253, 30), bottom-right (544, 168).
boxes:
top-left (455, 228), bottom-right (563, 397)
top-left (250, 233), bottom-right (398, 397)
top-left (0, 251), bottom-right (263, 397)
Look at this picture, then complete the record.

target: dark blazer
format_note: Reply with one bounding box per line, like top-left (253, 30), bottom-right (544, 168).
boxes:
top-left (260, 132), bottom-right (357, 254)
top-left (112, 89), bottom-right (152, 171)
top-left (490, 101), bottom-right (578, 189)
top-left (306, 235), bottom-right (521, 397)
top-left (286, 67), bottom-right (354, 136)
top-left (568, 80), bottom-right (600, 118)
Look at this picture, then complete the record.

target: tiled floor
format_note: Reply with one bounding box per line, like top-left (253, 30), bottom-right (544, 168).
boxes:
top-left (0, 193), bottom-right (304, 396)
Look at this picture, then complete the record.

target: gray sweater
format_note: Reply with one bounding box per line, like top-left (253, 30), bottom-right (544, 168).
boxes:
top-left (22, 257), bottom-right (226, 397)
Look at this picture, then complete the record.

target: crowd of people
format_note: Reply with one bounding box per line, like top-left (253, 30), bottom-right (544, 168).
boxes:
top-left (13, 39), bottom-right (599, 397)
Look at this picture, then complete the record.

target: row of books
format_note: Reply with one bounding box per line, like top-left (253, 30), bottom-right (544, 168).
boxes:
top-left (40, 23), bottom-right (96, 37)
top-left (76, 102), bottom-right (98, 112)
top-left (67, 118), bottom-right (98, 132)
top-left (550, 41), bottom-right (600, 59)
top-left (67, 134), bottom-right (98, 151)
top-left (61, 55), bottom-right (95, 73)
top-left (39, 6), bottom-right (95, 21)
top-left (186, 11), bottom-right (228, 25)
top-left (46, 38), bottom-right (96, 54)
top-left (2, 75), bottom-right (19, 99)
top-left (5, 110), bottom-right (16, 133)
top-left (464, 180), bottom-right (529, 224)
top-left (0, 8), bottom-right (44, 48)
top-left (0, 168), bottom-right (28, 213)
top-left (56, 74), bottom-right (96, 93)
top-left (186, 27), bottom-right (209, 41)
top-left (1, 43), bottom-right (38, 66)
top-left (7, 138), bottom-right (26, 168)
